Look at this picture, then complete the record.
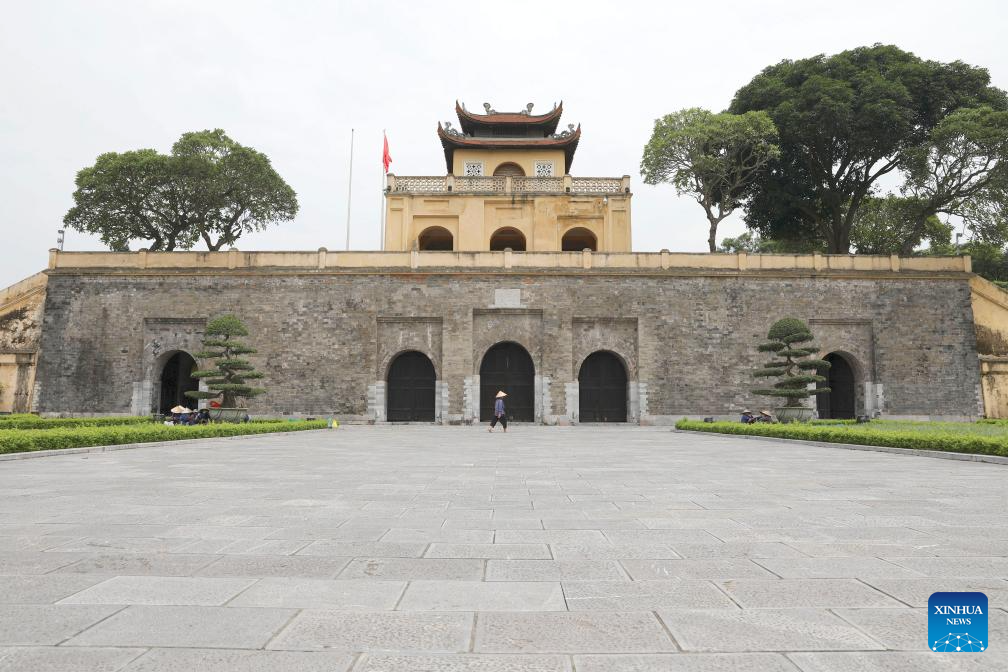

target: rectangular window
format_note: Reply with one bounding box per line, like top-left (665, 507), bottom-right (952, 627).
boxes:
top-left (463, 161), bottom-right (484, 176)
top-left (534, 161), bottom-right (555, 177)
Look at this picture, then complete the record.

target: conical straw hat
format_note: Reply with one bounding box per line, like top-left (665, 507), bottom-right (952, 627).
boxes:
top-left (495, 391), bottom-right (507, 398)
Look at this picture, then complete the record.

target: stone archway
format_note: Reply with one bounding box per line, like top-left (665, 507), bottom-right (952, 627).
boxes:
top-left (578, 351), bottom-right (628, 422)
top-left (489, 227), bottom-right (527, 252)
top-left (386, 350), bottom-right (436, 422)
top-left (562, 227), bottom-right (598, 252)
top-left (418, 226), bottom-right (454, 251)
top-left (480, 341), bottom-right (535, 422)
top-left (157, 351), bottom-right (199, 414)
top-left (817, 352), bottom-right (857, 419)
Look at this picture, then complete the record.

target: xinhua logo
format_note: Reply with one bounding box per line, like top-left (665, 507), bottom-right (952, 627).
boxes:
top-left (928, 592), bottom-right (988, 652)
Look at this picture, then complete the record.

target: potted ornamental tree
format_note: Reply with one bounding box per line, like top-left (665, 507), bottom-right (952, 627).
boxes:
top-left (185, 314), bottom-right (265, 418)
top-left (752, 317), bottom-right (831, 422)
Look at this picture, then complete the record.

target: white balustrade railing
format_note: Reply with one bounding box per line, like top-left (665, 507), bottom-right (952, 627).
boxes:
top-left (389, 174), bottom-right (629, 195)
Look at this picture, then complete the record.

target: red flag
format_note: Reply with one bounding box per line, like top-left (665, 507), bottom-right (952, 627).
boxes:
top-left (382, 133), bottom-right (392, 173)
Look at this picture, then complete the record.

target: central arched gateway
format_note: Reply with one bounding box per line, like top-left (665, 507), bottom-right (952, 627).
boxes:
top-left (578, 351), bottom-right (628, 422)
top-left (480, 342), bottom-right (534, 422)
top-left (158, 351), bottom-right (198, 415)
top-left (387, 351), bottom-right (436, 422)
top-left (817, 352), bottom-right (856, 419)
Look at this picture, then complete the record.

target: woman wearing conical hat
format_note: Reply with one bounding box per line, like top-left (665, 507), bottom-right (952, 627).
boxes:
top-left (489, 390), bottom-right (508, 433)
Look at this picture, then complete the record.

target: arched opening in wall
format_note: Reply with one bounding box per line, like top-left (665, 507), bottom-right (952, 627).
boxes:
top-left (417, 226), bottom-right (454, 251)
top-left (158, 351), bottom-right (198, 415)
top-left (562, 227), bottom-right (598, 252)
top-left (493, 162), bottom-right (525, 176)
top-left (817, 353), bottom-right (857, 419)
top-left (480, 341), bottom-right (534, 422)
top-left (490, 227), bottom-right (526, 251)
top-left (386, 350), bottom-right (436, 422)
top-left (578, 351), bottom-right (628, 422)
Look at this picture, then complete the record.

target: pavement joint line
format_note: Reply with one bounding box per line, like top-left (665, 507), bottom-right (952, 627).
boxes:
top-left (826, 606), bottom-right (891, 650)
top-left (674, 428), bottom-right (1008, 465)
top-left (221, 577), bottom-right (262, 606)
top-left (779, 652), bottom-right (808, 671)
top-left (652, 609), bottom-right (684, 653)
top-left (710, 578), bottom-right (746, 610)
top-left (54, 603), bottom-right (130, 646)
top-left (854, 577), bottom-right (916, 608)
top-left (749, 557), bottom-right (786, 580)
top-left (468, 612), bottom-right (478, 653)
top-left (261, 606), bottom-right (303, 651)
top-left (391, 581), bottom-right (410, 610)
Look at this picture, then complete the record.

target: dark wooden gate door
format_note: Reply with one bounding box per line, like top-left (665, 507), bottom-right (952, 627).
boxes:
top-left (159, 352), bottom-right (198, 414)
top-left (578, 351), bottom-right (627, 422)
top-left (817, 353), bottom-right (856, 419)
top-left (480, 342), bottom-right (534, 422)
top-left (387, 351), bottom-right (436, 422)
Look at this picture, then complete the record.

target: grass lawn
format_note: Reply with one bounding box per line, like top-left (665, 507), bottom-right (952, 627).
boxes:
top-left (676, 418), bottom-right (1008, 457)
top-left (0, 418), bottom-right (329, 455)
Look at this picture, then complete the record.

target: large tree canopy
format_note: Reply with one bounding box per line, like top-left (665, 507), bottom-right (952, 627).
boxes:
top-left (729, 44), bottom-right (1007, 253)
top-left (640, 108), bottom-right (779, 252)
top-left (64, 129), bottom-right (298, 251)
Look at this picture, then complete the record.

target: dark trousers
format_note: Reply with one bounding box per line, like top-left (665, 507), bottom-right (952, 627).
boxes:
top-left (490, 414), bottom-right (507, 429)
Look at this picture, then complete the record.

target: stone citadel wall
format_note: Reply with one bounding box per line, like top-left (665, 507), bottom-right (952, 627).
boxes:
top-left (33, 251), bottom-right (984, 422)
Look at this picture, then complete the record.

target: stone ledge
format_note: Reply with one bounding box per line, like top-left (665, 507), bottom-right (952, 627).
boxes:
top-left (0, 428), bottom-right (334, 461)
top-left (673, 429), bottom-right (1008, 465)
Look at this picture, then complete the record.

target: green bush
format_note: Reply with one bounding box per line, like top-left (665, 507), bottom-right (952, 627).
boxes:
top-left (0, 420), bottom-right (328, 454)
top-left (675, 419), bottom-right (1008, 457)
top-left (0, 416), bottom-right (154, 431)
top-left (978, 418), bottom-right (1008, 425)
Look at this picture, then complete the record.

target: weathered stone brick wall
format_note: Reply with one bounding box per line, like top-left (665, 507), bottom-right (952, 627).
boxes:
top-left (34, 269), bottom-right (983, 420)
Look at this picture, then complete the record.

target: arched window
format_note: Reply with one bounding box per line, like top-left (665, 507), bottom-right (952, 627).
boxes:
top-left (562, 227), bottom-right (598, 252)
top-left (493, 162), bottom-right (525, 177)
top-left (489, 227), bottom-right (527, 251)
top-left (417, 226), bottom-right (454, 251)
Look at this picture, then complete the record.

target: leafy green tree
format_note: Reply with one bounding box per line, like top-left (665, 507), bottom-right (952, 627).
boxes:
top-left (895, 106), bottom-right (1008, 254)
top-left (753, 318), bottom-right (831, 409)
top-left (185, 315), bottom-right (265, 408)
top-left (641, 108), bottom-right (780, 252)
top-left (64, 129), bottom-right (298, 251)
top-left (729, 44), bottom-right (1007, 253)
top-left (850, 196), bottom-right (952, 255)
top-left (718, 231), bottom-right (823, 254)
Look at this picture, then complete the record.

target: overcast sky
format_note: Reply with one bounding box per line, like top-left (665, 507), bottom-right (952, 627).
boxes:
top-left (1, 0), bottom-right (1006, 287)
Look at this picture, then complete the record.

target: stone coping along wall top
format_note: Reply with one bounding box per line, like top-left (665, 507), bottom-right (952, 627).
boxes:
top-left (44, 249), bottom-right (973, 276)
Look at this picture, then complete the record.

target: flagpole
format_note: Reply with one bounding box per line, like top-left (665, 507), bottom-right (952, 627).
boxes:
top-left (380, 129), bottom-right (386, 251)
top-left (345, 128), bottom-right (354, 251)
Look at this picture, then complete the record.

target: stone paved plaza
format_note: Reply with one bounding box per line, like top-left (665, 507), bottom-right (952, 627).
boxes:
top-left (0, 426), bottom-right (1006, 671)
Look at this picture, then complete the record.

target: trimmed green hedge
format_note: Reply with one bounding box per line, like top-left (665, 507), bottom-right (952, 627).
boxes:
top-left (675, 419), bottom-right (1008, 457)
top-left (0, 420), bottom-right (328, 455)
top-left (978, 418), bottom-right (1008, 425)
top-left (0, 415), bottom-right (154, 431)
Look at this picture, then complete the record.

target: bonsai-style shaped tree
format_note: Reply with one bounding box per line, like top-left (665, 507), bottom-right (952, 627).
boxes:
top-left (752, 317), bottom-right (831, 413)
top-left (185, 314), bottom-right (265, 408)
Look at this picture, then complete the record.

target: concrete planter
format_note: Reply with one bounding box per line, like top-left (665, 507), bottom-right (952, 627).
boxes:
top-left (775, 406), bottom-right (814, 423)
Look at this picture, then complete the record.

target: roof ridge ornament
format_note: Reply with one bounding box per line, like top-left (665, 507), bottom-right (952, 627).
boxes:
top-left (442, 121), bottom-right (463, 138)
top-left (551, 123), bottom-right (577, 139)
top-left (483, 102), bottom-right (498, 114)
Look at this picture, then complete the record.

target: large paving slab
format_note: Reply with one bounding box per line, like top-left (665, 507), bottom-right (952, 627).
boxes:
top-left (0, 425), bottom-right (1004, 667)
